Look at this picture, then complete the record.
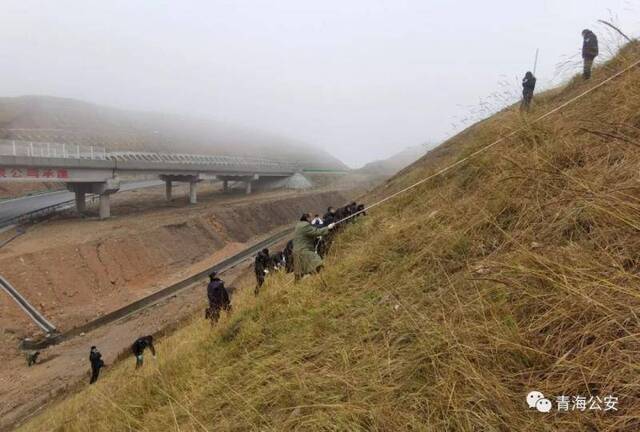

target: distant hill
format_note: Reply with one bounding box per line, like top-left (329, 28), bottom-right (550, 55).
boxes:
top-left (357, 144), bottom-right (429, 176)
top-left (0, 96), bottom-right (347, 171)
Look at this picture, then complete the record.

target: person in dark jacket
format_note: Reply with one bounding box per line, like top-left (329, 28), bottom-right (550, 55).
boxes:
top-left (346, 202), bottom-right (357, 220)
top-left (271, 251), bottom-right (286, 270)
top-left (323, 207), bottom-right (337, 226)
top-left (132, 335), bottom-right (156, 369)
top-left (254, 248), bottom-right (271, 295)
top-left (206, 272), bottom-right (230, 321)
top-left (283, 240), bottom-right (294, 273)
top-left (582, 29), bottom-right (599, 80)
top-left (89, 346), bottom-right (105, 384)
top-left (520, 71), bottom-right (537, 112)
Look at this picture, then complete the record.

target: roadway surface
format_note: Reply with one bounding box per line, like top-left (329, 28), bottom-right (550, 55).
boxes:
top-left (0, 180), bottom-right (162, 226)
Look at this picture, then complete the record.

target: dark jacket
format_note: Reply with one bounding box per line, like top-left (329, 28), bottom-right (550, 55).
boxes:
top-left (582, 31), bottom-right (599, 59)
top-left (254, 251), bottom-right (271, 274)
top-left (271, 251), bottom-right (285, 269)
top-left (207, 278), bottom-right (230, 309)
top-left (522, 74), bottom-right (536, 93)
top-left (132, 336), bottom-right (156, 357)
top-left (89, 350), bottom-right (104, 369)
top-left (322, 211), bottom-right (336, 226)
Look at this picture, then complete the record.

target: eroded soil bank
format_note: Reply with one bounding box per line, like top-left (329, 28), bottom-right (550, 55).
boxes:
top-left (0, 187), bottom-right (347, 337)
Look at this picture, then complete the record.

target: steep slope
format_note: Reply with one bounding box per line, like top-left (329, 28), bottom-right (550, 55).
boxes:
top-left (0, 96), bottom-right (347, 171)
top-left (17, 43), bottom-right (640, 431)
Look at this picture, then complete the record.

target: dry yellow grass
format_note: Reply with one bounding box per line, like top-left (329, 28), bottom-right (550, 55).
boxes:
top-left (18, 42), bottom-right (640, 431)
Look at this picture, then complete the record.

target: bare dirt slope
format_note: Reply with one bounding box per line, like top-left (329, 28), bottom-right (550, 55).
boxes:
top-left (0, 258), bottom-right (260, 432)
top-left (0, 183), bottom-right (347, 338)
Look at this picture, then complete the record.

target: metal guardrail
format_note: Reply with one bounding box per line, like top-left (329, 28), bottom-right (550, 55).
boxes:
top-left (0, 194), bottom-right (99, 229)
top-left (108, 151), bottom-right (297, 171)
top-left (0, 139), bottom-right (299, 171)
top-left (22, 226), bottom-right (294, 350)
top-left (0, 275), bottom-right (57, 334)
top-left (0, 140), bottom-right (107, 160)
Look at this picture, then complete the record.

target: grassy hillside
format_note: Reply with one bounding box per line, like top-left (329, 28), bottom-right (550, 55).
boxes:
top-left (0, 96), bottom-right (347, 171)
top-left (18, 43), bottom-right (640, 431)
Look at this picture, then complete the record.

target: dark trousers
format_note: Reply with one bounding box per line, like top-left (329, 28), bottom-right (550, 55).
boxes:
top-left (520, 90), bottom-right (533, 112)
top-left (583, 57), bottom-right (594, 80)
top-left (90, 366), bottom-right (101, 384)
top-left (255, 272), bottom-right (265, 295)
top-left (206, 305), bottom-right (221, 322)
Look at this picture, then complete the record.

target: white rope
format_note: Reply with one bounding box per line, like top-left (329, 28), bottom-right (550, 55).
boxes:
top-left (335, 56), bottom-right (640, 226)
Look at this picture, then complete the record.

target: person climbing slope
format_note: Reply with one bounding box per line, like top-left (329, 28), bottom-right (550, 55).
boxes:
top-left (582, 29), bottom-right (599, 80)
top-left (520, 71), bottom-right (536, 111)
top-left (293, 213), bottom-right (335, 281)
top-left (131, 335), bottom-right (156, 369)
top-left (89, 346), bottom-right (105, 384)
top-left (254, 248), bottom-right (271, 295)
top-left (206, 272), bottom-right (231, 321)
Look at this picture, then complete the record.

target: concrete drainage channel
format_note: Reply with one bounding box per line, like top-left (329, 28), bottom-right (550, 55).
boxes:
top-left (0, 275), bottom-right (57, 335)
top-left (21, 227), bottom-right (294, 351)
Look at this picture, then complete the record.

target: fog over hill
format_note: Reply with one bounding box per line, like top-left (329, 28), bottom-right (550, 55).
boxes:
top-left (358, 144), bottom-right (429, 176)
top-left (0, 96), bottom-right (347, 171)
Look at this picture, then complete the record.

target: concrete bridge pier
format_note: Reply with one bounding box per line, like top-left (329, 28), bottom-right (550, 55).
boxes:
top-left (189, 180), bottom-right (198, 204)
top-left (160, 174), bottom-right (200, 204)
top-left (99, 194), bottom-right (111, 219)
top-left (216, 174), bottom-right (259, 195)
top-left (165, 179), bottom-right (172, 201)
top-left (245, 174), bottom-right (259, 195)
top-left (67, 178), bottom-right (120, 220)
top-left (75, 191), bottom-right (86, 213)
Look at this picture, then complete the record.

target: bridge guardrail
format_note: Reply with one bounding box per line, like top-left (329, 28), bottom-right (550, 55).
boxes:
top-left (0, 139), bottom-right (107, 160)
top-left (0, 139), bottom-right (300, 172)
top-left (108, 151), bottom-right (298, 172)
top-left (0, 194), bottom-right (99, 229)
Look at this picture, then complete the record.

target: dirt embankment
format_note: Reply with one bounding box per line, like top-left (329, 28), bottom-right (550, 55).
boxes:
top-left (0, 189), bottom-right (346, 338)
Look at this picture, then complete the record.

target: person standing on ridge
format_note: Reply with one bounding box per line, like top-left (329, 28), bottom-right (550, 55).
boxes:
top-left (89, 346), bottom-right (105, 384)
top-left (131, 335), bottom-right (156, 369)
top-left (582, 29), bottom-right (599, 80)
top-left (293, 213), bottom-right (335, 281)
top-left (520, 71), bottom-right (536, 112)
top-left (206, 272), bottom-right (230, 321)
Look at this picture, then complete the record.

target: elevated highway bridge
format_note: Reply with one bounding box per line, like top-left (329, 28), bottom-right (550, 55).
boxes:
top-left (0, 140), bottom-right (300, 219)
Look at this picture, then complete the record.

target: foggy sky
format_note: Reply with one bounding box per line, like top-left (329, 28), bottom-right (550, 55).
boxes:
top-left (1, 1), bottom-right (637, 167)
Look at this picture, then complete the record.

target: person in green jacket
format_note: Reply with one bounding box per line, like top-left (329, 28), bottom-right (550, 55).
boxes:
top-left (293, 213), bottom-right (336, 281)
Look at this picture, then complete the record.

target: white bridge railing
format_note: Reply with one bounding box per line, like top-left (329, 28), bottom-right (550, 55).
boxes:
top-left (0, 139), bottom-right (107, 160)
top-left (0, 140), bottom-right (298, 171)
top-left (107, 151), bottom-right (296, 171)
